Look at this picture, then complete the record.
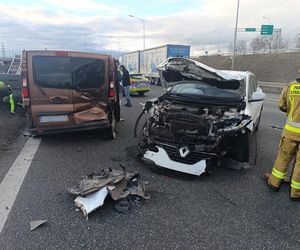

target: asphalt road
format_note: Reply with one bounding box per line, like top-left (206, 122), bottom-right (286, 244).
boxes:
top-left (0, 86), bottom-right (300, 250)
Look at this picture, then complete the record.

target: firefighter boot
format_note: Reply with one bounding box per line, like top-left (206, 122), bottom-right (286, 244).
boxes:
top-left (268, 137), bottom-right (298, 190)
top-left (290, 150), bottom-right (300, 201)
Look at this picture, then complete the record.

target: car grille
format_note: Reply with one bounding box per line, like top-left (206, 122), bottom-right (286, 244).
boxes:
top-left (162, 144), bottom-right (205, 165)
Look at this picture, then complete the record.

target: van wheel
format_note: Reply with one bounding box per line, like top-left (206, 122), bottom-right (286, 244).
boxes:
top-left (107, 112), bottom-right (116, 140)
top-left (138, 92), bottom-right (145, 96)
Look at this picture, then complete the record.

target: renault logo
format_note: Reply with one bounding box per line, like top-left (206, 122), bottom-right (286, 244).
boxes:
top-left (179, 146), bottom-right (190, 158)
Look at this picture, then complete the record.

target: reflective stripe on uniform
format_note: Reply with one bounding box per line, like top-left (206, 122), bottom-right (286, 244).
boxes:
top-left (286, 120), bottom-right (300, 128)
top-left (288, 96), bottom-right (294, 120)
top-left (285, 123), bottom-right (300, 134)
top-left (271, 168), bottom-right (286, 179)
top-left (291, 180), bottom-right (300, 190)
top-left (9, 94), bottom-right (14, 113)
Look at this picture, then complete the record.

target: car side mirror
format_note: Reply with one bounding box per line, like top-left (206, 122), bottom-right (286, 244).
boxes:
top-left (249, 91), bottom-right (266, 102)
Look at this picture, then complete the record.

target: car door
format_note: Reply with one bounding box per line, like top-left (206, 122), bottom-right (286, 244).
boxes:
top-left (245, 74), bottom-right (263, 126)
top-left (28, 51), bottom-right (75, 129)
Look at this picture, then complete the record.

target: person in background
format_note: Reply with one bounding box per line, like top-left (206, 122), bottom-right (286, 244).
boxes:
top-left (0, 80), bottom-right (17, 114)
top-left (118, 65), bottom-right (132, 107)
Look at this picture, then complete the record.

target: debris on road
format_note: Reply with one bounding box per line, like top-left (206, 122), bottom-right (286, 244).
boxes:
top-left (30, 220), bottom-right (47, 231)
top-left (74, 187), bottom-right (110, 218)
top-left (269, 125), bottom-right (283, 130)
top-left (68, 166), bottom-right (149, 219)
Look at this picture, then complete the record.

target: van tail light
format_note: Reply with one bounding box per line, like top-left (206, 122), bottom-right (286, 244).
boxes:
top-left (109, 82), bottom-right (115, 97)
top-left (22, 78), bottom-right (29, 98)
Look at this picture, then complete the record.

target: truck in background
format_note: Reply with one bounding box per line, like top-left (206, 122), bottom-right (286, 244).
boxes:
top-left (120, 44), bottom-right (190, 84)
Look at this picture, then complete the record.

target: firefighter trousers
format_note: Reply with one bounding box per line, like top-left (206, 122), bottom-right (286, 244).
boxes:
top-left (268, 136), bottom-right (300, 198)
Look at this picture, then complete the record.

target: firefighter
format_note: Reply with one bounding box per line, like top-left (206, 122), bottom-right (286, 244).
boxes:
top-left (264, 71), bottom-right (300, 201)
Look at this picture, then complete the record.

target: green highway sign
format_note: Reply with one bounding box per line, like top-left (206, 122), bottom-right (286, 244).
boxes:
top-left (245, 28), bottom-right (256, 32)
top-left (261, 25), bottom-right (274, 35)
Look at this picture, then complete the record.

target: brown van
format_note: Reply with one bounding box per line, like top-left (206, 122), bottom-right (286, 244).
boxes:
top-left (21, 50), bottom-right (120, 139)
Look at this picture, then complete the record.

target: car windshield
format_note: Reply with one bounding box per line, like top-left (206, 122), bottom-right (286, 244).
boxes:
top-left (169, 82), bottom-right (241, 100)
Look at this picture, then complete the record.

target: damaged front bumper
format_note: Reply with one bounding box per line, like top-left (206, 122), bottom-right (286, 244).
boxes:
top-left (142, 146), bottom-right (207, 176)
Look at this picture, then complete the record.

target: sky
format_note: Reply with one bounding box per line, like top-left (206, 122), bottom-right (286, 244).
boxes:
top-left (0, 0), bottom-right (300, 57)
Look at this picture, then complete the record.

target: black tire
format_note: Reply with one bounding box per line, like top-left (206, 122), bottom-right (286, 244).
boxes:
top-left (106, 112), bottom-right (117, 140)
top-left (137, 92), bottom-right (145, 96)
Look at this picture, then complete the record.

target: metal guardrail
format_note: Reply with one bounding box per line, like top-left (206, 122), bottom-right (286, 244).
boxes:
top-left (258, 81), bottom-right (285, 94)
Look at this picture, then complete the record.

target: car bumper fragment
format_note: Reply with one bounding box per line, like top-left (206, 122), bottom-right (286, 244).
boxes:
top-left (142, 146), bottom-right (206, 176)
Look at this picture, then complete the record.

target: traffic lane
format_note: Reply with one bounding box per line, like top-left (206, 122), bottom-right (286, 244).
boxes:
top-left (1, 88), bottom-right (299, 249)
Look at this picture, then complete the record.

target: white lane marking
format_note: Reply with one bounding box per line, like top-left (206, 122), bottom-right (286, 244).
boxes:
top-left (0, 137), bottom-right (41, 233)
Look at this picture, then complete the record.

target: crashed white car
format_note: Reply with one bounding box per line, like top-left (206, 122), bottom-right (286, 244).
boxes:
top-left (135, 57), bottom-right (265, 176)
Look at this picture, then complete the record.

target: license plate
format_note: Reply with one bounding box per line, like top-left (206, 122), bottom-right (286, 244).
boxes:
top-left (39, 115), bottom-right (68, 123)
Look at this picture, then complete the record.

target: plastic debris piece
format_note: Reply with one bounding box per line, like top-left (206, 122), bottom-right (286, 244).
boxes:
top-left (30, 220), bottom-right (47, 231)
top-left (68, 167), bottom-right (126, 196)
top-left (108, 179), bottom-right (127, 201)
top-left (74, 187), bottom-right (109, 219)
top-left (69, 166), bottom-right (150, 218)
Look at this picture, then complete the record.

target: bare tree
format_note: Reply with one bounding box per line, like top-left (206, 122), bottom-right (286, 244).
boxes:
top-left (227, 42), bottom-right (233, 52)
top-left (250, 37), bottom-right (265, 52)
top-left (236, 40), bottom-right (247, 53)
top-left (250, 31), bottom-right (285, 52)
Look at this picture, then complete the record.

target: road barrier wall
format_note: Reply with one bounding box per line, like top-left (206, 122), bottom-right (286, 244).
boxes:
top-left (194, 52), bottom-right (300, 84)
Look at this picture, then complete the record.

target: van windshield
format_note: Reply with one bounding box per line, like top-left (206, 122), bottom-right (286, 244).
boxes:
top-left (33, 56), bottom-right (105, 89)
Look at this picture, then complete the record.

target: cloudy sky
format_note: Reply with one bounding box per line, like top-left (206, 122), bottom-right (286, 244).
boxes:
top-left (0, 0), bottom-right (299, 57)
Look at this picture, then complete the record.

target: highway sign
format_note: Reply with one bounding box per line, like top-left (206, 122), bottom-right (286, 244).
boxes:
top-left (245, 28), bottom-right (256, 32)
top-left (261, 25), bottom-right (273, 35)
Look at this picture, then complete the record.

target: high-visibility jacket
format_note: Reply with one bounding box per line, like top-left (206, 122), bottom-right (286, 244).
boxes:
top-left (280, 78), bottom-right (300, 141)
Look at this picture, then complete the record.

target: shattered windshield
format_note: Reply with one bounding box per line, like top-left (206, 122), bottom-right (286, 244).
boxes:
top-left (169, 82), bottom-right (241, 99)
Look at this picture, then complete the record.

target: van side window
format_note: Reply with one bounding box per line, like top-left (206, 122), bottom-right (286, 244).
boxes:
top-left (33, 56), bottom-right (72, 89)
top-left (71, 58), bottom-right (105, 89)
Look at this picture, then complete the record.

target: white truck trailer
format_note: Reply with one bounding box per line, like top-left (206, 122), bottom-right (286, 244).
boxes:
top-left (120, 44), bottom-right (190, 84)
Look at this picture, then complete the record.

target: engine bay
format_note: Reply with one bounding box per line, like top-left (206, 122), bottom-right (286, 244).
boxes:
top-left (138, 98), bottom-right (252, 158)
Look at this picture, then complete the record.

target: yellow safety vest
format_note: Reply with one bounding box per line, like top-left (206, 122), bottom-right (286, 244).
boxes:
top-left (280, 79), bottom-right (300, 140)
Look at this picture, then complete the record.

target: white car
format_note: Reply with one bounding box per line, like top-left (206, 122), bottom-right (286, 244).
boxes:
top-left (135, 57), bottom-right (265, 176)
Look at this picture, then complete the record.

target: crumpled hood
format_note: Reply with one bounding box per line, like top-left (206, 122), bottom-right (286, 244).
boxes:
top-left (157, 57), bottom-right (246, 96)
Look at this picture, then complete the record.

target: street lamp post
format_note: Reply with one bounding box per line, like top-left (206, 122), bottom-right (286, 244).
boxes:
top-left (129, 15), bottom-right (145, 50)
top-left (231, 0), bottom-right (240, 70)
top-left (214, 31), bottom-right (221, 55)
